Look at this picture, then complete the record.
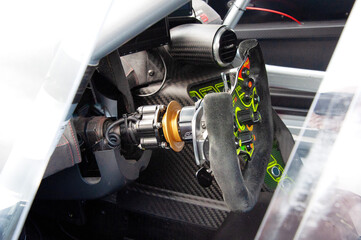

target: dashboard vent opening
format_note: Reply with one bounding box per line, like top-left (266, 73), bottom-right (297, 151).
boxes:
top-left (218, 30), bottom-right (237, 65)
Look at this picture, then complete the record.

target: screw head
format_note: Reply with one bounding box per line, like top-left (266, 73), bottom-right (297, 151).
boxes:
top-left (148, 70), bottom-right (155, 76)
top-left (160, 142), bottom-right (168, 148)
top-left (227, 0), bottom-right (234, 8)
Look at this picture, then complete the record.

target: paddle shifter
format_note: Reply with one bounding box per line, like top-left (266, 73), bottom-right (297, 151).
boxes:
top-left (192, 39), bottom-right (273, 211)
top-left (76, 40), bottom-right (273, 211)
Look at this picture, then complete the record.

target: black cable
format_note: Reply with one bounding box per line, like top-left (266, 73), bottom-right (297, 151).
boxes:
top-left (123, 116), bottom-right (138, 145)
top-left (105, 118), bottom-right (124, 147)
top-left (105, 116), bottom-right (138, 147)
top-left (107, 133), bottom-right (121, 147)
top-left (136, 51), bottom-right (168, 97)
top-left (127, 116), bottom-right (138, 122)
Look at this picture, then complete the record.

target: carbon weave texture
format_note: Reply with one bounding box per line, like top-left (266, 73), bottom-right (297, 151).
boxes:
top-left (117, 183), bottom-right (228, 229)
top-left (134, 63), bottom-right (228, 201)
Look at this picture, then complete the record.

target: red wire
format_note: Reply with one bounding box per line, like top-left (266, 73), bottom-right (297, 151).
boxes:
top-left (246, 6), bottom-right (302, 25)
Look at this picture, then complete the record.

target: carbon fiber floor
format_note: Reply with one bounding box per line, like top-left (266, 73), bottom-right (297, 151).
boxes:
top-left (137, 146), bottom-right (223, 200)
top-left (114, 183), bottom-right (228, 229)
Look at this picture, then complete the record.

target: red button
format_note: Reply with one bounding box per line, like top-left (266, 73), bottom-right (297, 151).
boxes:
top-left (248, 81), bottom-right (253, 88)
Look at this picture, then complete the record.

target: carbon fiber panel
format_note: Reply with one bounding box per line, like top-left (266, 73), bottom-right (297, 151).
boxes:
top-left (115, 183), bottom-right (228, 229)
top-left (134, 63), bottom-right (226, 200)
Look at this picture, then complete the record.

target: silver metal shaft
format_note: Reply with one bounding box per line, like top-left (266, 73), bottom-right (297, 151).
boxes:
top-left (223, 0), bottom-right (251, 29)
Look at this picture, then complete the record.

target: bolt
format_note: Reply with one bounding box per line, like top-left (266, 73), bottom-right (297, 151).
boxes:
top-left (159, 105), bottom-right (166, 111)
top-left (201, 122), bottom-right (206, 129)
top-left (160, 142), bottom-right (168, 148)
top-left (244, 94), bottom-right (251, 102)
top-left (227, 0), bottom-right (234, 8)
top-left (156, 122), bottom-right (162, 129)
top-left (148, 70), bottom-right (155, 76)
top-left (137, 106), bottom-right (143, 114)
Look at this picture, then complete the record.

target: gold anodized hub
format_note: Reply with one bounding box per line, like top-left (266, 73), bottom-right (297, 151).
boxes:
top-left (162, 101), bottom-right (184, 152)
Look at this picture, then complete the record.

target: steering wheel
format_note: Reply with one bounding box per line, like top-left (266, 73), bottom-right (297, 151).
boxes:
top-left (203, 39), bottom-right (273, 211)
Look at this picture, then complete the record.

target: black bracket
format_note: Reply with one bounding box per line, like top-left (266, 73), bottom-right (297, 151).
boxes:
top-left (37, 149), bottom-right (151, 200)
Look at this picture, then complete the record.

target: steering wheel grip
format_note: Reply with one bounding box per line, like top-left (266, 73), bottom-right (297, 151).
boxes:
top-left (204, 39), bottom-right (273, 212)
top-left (204, 93), bottom-right (272, 211)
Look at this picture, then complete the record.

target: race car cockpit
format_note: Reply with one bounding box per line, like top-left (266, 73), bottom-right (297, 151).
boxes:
top-left (0, 0), bottom-right (360, 239)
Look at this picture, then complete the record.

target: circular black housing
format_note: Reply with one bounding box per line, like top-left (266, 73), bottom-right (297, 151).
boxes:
top-left (169, 24), bottom-right (237, 67)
